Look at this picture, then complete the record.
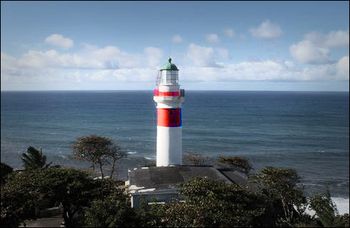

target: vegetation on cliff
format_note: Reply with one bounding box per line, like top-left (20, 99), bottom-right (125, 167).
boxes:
top-left (1, 137), bottom-right (348, 227)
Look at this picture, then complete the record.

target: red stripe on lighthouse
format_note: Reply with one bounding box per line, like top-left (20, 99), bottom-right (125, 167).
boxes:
top-left (157, 108), bottom-right (182, 127)
top-left (154, 89), bottom-right (180, 97)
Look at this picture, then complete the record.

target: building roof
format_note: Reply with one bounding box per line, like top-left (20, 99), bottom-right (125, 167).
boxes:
top-left (127, 165), bottom-right (247, 194)
top-left (160, 58), bottom-right (179, 71)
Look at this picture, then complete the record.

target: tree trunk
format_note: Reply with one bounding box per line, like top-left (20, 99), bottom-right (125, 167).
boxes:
top-left (98, 160), bottom-right (104, 179)
top-left (110, 157), bottom-right (117, 179)
top-left (281, 197), bottom-right (292, 225)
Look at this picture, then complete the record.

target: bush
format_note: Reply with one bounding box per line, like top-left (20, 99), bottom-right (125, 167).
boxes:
top-left (84, 193), bottom-right (138, 227)
top-left (153, 178), bottom-right (268, 227)
top-left (309, 191), bottom-right (349, 227)
top-left (0, 162), bottom-right (13, 185)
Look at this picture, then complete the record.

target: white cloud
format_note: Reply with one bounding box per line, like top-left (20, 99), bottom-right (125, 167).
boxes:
top-left (1, 44), bottom-right (162, 77)
top-left (185, 44), bottom-right (230, 67)
top-left (205, 33), bottom-right (220, 43)
top-left (144, 47), bottom-right (163, 67)
top-left (216, 48), bottom-right (229, 60)
top-left (224, 28), bottom-right (235, 38)
top-left (172, 35), bottom-right (183, 44)
top-left (290, 40), bottom-right (330, 64)
top-left (250, 20), bottom-right (282, 39)
top-left (290, 30), bottom-right (349, 64)
top-left (3, 45), bottom-right (347, 84)
top-left (181, 59), bottom-right (347, 82)
top-left (2, 52), bottom-right (348, 91)
top-left (1, 49), bottom-right (158, 88)
top-left (305, 30), bottom-right (349, 48)
top-left (324, 30), bottom-right (349, 47)
top-left (337, 56), bottom-right (349, 79)
top-left (186, 43), bottom-right (218, 67)
top-left (2, 39), bottom-right (348, 90)
top-left (45, 34), bottom-right (74, 49)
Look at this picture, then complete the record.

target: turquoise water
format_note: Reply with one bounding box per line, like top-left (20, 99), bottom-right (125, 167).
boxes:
top-left (1, 91), bottom-right (349, 197)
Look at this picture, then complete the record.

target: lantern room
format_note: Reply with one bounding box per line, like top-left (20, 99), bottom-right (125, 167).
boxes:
top-left (156, 58), bottom-right (179, 86)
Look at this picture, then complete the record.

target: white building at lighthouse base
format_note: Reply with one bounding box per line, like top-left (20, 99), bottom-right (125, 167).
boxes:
top-left (126, 165), bottom-right (248, 208)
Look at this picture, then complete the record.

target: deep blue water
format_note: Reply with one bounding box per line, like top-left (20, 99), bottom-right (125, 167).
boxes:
top-left (1, 91), bottom-right (349, 197)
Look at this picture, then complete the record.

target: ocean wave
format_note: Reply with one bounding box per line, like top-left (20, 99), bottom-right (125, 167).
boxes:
top-left (336, 181), bottom-right (349, 187)
top-left (332, 197), bottom-right (349, 215)
top-left (127, 151), bottom-right (137, 155)
top-left (304, 197), bottom-right (349, 215)
top-left (302, 183), bottom-right (324, 187)
top-left (58, 154), bottom-right (68, 159)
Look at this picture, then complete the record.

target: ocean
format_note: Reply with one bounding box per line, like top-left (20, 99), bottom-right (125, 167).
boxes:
top-left (1, 91), bottom-right (349, 200)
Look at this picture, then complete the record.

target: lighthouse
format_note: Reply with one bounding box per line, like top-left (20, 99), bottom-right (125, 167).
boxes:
top-left (127, 61), bottom-right (246, 207)
top-left (153, 58), bottom-right (185, 167)
top-left (125, 58), bottom-right (248, 208)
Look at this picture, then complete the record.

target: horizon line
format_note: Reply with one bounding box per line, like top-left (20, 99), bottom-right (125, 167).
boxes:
top-left (1, 89), bottom-right (349, 93)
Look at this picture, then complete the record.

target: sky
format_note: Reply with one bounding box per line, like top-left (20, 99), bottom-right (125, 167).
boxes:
top-left (1, 1), bottom-right (349, 91)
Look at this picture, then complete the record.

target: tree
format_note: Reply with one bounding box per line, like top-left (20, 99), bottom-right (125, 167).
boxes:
top-left (21, 146), bottom-right (51, 170)
top-left (73, 135), bottom-right (126, 179)
top-left (152, 177), bottom-right (268, 227)
top-left (109, 144), bottom-right (127, 178)
top-left (1, 170), bottom-right (40, 227)
top-left (1, 162), bottom-right (13, 185)
top-left (1, 167), bottom-right (99, 227)
top-left (309, 190), bottom-right (349, 227)
top-left (217, 155), bottom-right (252, 174)
top-left (252, 167), bottom-right (307, 226)
top-left (83, 193), bottom-right (139, 227)
top-left (135, 201), bottom-right (164, 227)
top-left (38, 167), bottom-right (102, 227)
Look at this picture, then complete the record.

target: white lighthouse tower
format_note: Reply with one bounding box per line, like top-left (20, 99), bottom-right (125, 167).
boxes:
top-left (153, 58), bottom-right (185, 167)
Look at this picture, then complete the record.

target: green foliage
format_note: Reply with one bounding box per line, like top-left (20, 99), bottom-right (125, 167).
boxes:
top-left (253, 167), bottom-right (307, 226)
top-left (136, 167), bottom-right (347, 228)
top-left (309, 191), bottom-right (349, 227)
top-left (73, 135), bottom-right (112, 164)
top-left (0, 162), bottom-right (13, 185)
top-left (37, 167), bottom-right (101, 227)
top-left (73, 135), bottom-right (127, 178)
top-left (90, 178), bottom-right (123, 198)
top-left (310, 190), bottom-right (337, 226)
top-left (1, 167), bottom-right (97, 227)
top-left (1, 171), bottom-right (41, 227)
top-left (152, 177), bottom-right (267, 227)
top-left (84, 193), bottom-right (138, 227)
top-left (2, 157), bottom-right (347, 228)
top-left (217, 156), bottom-right (252, 174)
top-left (82, 177), bottom-right (139, 227)
top-left (135, 202), bottom-right (164, 227)
top-left (21, 146), bottom-right (51, 170)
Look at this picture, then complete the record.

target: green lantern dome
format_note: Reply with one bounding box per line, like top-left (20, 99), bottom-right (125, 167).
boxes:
top-left (160, 58), bottom-right (179, 71)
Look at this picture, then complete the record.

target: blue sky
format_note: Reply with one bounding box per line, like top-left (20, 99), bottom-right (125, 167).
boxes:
top-left (1, 1), bottom-right (349, 91)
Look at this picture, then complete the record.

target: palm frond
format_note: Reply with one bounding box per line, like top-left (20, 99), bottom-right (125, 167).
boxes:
top-left (21, 146), bottom-right (50, 169)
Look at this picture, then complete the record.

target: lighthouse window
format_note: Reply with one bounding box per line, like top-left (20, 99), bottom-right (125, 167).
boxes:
top-left (157, 71), bottom-right (179, 85)
top-left (164, 72), bottom-right (179, 84)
